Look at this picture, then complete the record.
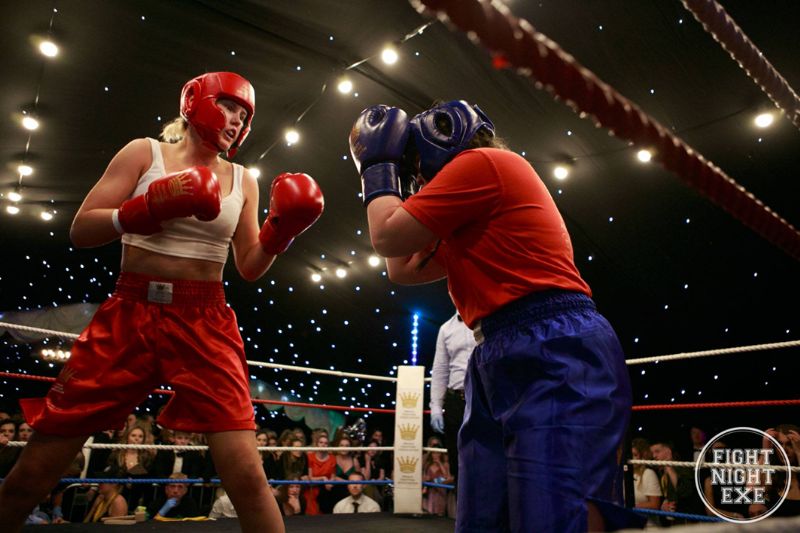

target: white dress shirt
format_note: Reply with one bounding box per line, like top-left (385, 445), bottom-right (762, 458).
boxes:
top-left (209, 493), bottom-right (237, 518)
top-left (332, 494), bottom-right (381, 513)
top-left (430, 312), bottom-right (477, 415)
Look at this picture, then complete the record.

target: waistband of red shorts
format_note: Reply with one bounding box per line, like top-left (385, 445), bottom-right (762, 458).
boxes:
top-left (113, 271), bottom-right (226, 305)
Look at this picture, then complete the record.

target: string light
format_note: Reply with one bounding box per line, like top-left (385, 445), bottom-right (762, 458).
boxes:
top-left (754, 112), bottom-right (774, 128)
top-left (284, 129), bottom-right (300, 145)
top-left (38, 40), bottom-right (59, 57)
top-left (410, 313), bottom-right (419, 365)
top-left (381, 46), bottom-right (399, 65)
top-left (21, 116), bottom-right (40, 131)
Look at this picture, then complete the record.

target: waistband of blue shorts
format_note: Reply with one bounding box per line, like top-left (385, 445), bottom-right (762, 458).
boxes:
top-left (475, 289), bottom-right (595, 342)
top-left (113, 271), bottom-right (226, 305)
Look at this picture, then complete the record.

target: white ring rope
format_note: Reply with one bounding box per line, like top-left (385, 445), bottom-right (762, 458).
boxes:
top-left (4, 440), bottom-right (448, 455)
top-left (0, 321), bottom-right (405, 383)
top-left (246, 359), bottom-right (399, 383)
top-left (630, 458), bottom-right (800, 473)
top-left (2, 321), bottom-right (797, 377)
top-left (625, 339), bottom-right (800, 365)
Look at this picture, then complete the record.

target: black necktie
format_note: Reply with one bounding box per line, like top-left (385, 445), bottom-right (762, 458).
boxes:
top-left (353, 501), bottom-right (359, 513)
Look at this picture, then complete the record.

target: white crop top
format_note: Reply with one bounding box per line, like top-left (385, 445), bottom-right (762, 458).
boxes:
top-left (121, 138), bottom-right (245, 263)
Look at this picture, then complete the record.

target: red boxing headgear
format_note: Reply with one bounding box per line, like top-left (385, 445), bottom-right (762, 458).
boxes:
top-left (180, 72), bottom-right (255, 158)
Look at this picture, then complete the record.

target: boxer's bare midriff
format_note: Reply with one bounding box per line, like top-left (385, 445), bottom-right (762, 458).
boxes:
top-left (122, 244), bottom-right (224, 281)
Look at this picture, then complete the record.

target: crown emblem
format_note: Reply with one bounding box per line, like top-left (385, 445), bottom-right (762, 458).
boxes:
top-left (399, 392), bottom-right (420, 408)
top-left (398, 424), bottom-right (419, 440)
top-left (397, 456), bottom-right (419, 473)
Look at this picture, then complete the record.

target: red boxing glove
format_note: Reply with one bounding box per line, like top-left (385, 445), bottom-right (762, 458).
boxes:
top-left (117, 166), bottom-right (221, 235)
top-left (259, 173), bottom-right (324, 255)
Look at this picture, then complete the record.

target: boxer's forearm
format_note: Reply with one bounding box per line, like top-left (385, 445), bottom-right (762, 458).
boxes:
top-left (367, 196), bottom-right (435, 257)
top-left (70, 208), bottom-right (123, 248)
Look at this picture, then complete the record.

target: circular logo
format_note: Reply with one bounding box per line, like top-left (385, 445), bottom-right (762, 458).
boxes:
top-left (694, 427), bottom-right (792, 523)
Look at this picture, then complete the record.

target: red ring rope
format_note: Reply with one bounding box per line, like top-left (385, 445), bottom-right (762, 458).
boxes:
top-left (408, 0), bottom-right (800, 260)
top-left (681, 0), bottom-right (800, 130)
top-left (5, 371), bottom-right (795, 414)
top-left (0, 371), bottom-right (401, 414)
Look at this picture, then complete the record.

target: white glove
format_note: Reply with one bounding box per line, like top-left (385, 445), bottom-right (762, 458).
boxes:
top-left (431, 412), bottom-right (445, 434)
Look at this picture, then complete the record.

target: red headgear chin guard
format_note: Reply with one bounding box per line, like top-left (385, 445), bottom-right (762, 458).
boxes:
top-left (180, 72), bottom-right (255, 158)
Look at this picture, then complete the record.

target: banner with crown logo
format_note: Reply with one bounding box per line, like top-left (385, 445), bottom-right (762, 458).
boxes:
top-left (393, 365), bottom-right (424, 513)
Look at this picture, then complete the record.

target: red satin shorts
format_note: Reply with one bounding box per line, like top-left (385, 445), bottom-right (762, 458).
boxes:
top-left (22, 272), bottom-right (256, 436)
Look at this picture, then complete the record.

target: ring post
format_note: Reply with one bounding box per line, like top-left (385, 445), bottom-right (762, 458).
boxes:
top-left (392, 365), bottom-right (425, 513)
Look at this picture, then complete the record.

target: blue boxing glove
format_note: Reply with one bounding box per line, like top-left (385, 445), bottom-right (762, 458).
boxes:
top-left (431, 412), bottom-right (445, 434)
top-left (158, 497), bottom-right (178, 517)
top-left (349, 105), bottom-right (410, 206)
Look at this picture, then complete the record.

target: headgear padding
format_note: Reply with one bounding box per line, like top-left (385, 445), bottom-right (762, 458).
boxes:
top-left (180, 72), bottom-right (255, 158)
top-left (409, 100), bottom-right (494, 180)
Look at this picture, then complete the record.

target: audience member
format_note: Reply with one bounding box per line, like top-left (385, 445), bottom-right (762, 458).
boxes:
top-left (107, 420), bottom-right (155, 511)
top-left (749, 424), bottom-right (800, 518)
top-left (0, 418), bottom-right (21, 477)
top-left (630, 437), bottom-right (662, 527)
top-left (690, 426), bottom-right (708, 462)
top-left (152, 430), bottom-right (203, 478)
top-left (276, 476), bottom-right (305, 517)
top-left (330, 434), bottom-right (361, 509)
top-left (422, 435), bottom-right (452, 516)
top-left (701, 439), bottom-right (747, 520)
top-left (280, 437), bottom-right (308, 480)
top-left (16, 421), bottom-right (33, 442)
top-left (333, 472), bottom-right (381, 514)
top-left (651, 440), bottom-right (704, 524)
top-left (83, 479), bottom-right (127, 523)
top-left (362, 440), bottom-right (386, 509)
top-left (306, 429), bottom-right (335, 515)
top-left (146, 473), bottom-right (201, 520)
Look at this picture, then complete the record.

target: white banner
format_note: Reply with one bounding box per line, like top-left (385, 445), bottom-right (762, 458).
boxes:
top-left (392, 365), bottom-right (425, 514)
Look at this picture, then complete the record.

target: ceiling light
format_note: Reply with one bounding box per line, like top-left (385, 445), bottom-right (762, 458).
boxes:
top-left (310, 273), bottom-right (322, 283)
top-left (368, 255), bottom-right (381, 267)
top-left (335, 268), bottom-right (347, 279)
top-left (39, 40), bottom-right (59, 57)
top-left (247, 167), bottom-right (261, 179)
top-left (636, 149), bottom-right (652, 163)
top-left (553, 165), bottom-right (569, 180)
top-left (18, 164), bottom-right (33, 176)
top-left (6, 205), bottom-right (20, 215)
top-left (41, 211), bottom-right (54, 221)
top-left (8, 191), bottom-right (22, 202)
top-left (22, 116), bottom-right (40, 131)
top-left (381, 46), bottom-right (398, 65)
top-left (337, 79), bottom-right (353, 94)
top-left (285, 129), bottom-right (300, 145)
top-left (754, 112), bottom-right (774, 128)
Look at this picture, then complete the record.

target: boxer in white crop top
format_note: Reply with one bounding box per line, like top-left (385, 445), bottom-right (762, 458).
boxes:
top-left (0, 72), bottom-right (323, 533)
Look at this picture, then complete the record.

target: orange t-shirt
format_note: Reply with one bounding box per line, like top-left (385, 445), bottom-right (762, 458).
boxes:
top-left (402, 148), bottom-right (591, 328)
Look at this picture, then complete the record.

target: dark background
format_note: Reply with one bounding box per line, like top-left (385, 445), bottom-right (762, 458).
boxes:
top-left (1, 1), bottom-right (798, 451)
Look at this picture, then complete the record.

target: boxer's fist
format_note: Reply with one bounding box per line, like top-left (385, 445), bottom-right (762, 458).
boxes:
top-left (349, 105), bottom-right (410, 206)
top-left (259, 173), bottom-right (324, 255)
top-left (117, 166), bottom-right (221, 235)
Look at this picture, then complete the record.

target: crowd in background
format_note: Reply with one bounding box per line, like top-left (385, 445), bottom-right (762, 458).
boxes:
top-left (4, 410), bottom-right (799, 527)
top-left (0, 409), bottom-right (454, 524)
top-left (631, 424), bottom-right (800, 527)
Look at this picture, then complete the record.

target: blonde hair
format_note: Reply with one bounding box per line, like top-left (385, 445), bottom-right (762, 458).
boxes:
top-left (160, 116), bottom-right (188, 143)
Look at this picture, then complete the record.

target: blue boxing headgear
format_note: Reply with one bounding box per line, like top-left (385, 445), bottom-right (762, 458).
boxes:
top-left (408, 100), bottom-right (495, 181)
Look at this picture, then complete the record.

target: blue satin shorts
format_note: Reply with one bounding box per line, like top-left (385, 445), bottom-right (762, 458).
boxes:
top-left (457, 290), bottom-right (632, 532)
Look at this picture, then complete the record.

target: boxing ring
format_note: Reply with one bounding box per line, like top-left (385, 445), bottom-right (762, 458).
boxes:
top-left (2, 320), bottom-right (800, 530)
top-left (3, 0), bottom-right (800, 530)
